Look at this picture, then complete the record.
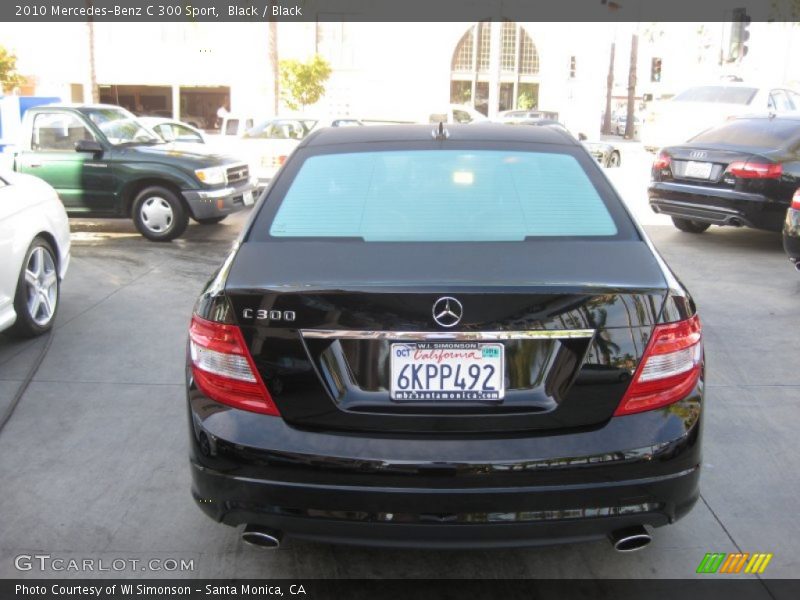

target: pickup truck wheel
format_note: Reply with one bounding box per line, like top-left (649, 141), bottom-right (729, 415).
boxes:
top-left (194, 216), bottom-right (227, 225)
top-left (8, 238), bottom-right (59, 338)
top-left (606, 151), bottom-right (621, 168)
top-left (672, 217), bottom-right (711, 233)
top-left (132, 186), bottom-right (188, 242)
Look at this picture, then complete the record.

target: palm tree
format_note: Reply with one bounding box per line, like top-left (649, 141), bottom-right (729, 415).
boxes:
top-left (85, 0), bottom-right (98, 102)
top-left (625, 32), bottom-right (638, 139)
top-left (269, 20), bottom-right (279, 114)
top-left (603, 42), bottom-right (615, 135)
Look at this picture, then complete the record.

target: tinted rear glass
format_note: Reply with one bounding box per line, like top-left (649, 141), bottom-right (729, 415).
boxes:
top-left (673, 86), bottom-right (758, 105)
top-left (691, 118), bottom-right (800, 148)
top-left (267, 150), bottom-right (618, 241)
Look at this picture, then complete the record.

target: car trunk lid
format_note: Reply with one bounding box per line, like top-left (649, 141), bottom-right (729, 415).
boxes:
top-left (225, 240), bottom-right (669, 434)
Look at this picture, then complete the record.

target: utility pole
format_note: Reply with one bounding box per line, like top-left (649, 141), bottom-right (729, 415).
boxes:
top-left (603, 41), bottom-right (615, 135)
top-left (625, 32), bottom-right (638, 139)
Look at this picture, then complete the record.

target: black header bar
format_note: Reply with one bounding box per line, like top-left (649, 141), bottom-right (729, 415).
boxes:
top-left (3, 0), bottom-right (799, 23)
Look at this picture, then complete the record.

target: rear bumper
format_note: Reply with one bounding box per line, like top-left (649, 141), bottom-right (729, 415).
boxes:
top-left (783, 207), bottom-right (800, 262)
top-left (649, 182), bottom-right (786, 231)
top-left (187, 378), bottom-right (703, 548)
top-left (182, 177), bottom-right (258, 219)
top-left (191, 462), bottom-right (697, 548)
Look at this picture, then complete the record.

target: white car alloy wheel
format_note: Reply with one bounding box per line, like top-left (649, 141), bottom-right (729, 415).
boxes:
top-left (24, 245), bottom-right (58, 327)
top-left (140, 196), bottom-right (174, 233)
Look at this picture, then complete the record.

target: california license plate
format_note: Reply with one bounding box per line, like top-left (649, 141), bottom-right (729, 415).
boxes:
top-left (390, 342), bottom-right (505, 401)
top-left (685, 161), bottom-right (712, 179)
top-left (243, 190), bottom-right (255, 206)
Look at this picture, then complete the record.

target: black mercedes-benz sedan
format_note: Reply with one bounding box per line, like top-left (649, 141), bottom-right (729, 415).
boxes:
top-left (186, 124), bottom-right (704, 551)
top-left (649, 114), bottom-right (800, 234)
top-left (783, 188), bottom-right (800, 270)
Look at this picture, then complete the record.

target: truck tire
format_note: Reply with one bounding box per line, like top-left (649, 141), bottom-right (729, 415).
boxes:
top-left (194, 216), bottom-right (227, 225)
top-left (8, 237), bottom-right (59, 338)
top-left (672, 217), bottom-right (710, 234)
top-left (132, 186), bottom-right (189, 242)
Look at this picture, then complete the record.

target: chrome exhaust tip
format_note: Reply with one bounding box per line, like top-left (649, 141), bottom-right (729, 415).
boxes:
top-left (241, 524), bottom-right (283, 549)
top-left (608, 525), bottom-right (652, 552)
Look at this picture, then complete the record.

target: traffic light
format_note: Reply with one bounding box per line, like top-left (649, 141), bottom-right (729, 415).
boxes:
top-left (729, 8), bottom-right (751, 61)
top-left (651, 57), bottom-right (662, 82)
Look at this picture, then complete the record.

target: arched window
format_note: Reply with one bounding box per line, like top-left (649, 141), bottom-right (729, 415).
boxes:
top-left (450, 21), bottom-right (540, 115)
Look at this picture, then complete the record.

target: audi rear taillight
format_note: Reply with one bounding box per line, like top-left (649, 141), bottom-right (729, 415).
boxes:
top-left (725, 161), bottom-right (782, 179)
top-left (791, 188), bottom-right (800, 210)
top-left (615, 315), bottom-right (703, 416)
top-left (652, 151), bottom-right (671, 171)
top-left (189, 314), bottom-right (279, 416)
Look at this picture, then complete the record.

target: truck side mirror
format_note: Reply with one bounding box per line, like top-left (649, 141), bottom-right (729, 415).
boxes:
top-left (75, 140), bottom-right (103, 154)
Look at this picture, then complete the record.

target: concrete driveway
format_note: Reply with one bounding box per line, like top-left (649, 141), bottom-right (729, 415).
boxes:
top-left (1, 153), bottom-right (798, 586)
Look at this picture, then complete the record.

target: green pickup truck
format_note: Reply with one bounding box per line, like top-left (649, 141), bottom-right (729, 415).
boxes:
top-left (13, 104), bottom-right (257, 241)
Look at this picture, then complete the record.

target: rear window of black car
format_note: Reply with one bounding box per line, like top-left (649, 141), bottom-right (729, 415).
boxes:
top-left (262, 148), bottom-right (627, 242)
top-left (673, 86), bottom-right (758, 105)
top-left (691, 118), bottom-right (800, 148)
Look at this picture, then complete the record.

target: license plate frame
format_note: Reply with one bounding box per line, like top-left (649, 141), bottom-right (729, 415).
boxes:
top-left (390, 342), bottom-right (505, 402)
top-left (684, 160), bottom-right (713, 179)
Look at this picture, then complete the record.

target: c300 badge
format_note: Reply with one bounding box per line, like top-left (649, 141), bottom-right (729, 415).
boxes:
top-left (242, 309), bottom-right (296, 321)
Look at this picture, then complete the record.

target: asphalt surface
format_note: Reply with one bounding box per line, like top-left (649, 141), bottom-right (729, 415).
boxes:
top-left (0, 144), bottom-right (798, 586)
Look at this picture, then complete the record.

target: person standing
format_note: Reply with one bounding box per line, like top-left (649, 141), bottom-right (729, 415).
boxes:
top-left (216, 103), bottom-right (229, 128)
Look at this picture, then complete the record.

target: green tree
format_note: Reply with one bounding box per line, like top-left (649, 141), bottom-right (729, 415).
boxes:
top-left (279, 55), bottom-right (332, 111)
top-left (517, 91), bottom-right (535, 110)
top-left (0, 45), bottom-right (25, 94)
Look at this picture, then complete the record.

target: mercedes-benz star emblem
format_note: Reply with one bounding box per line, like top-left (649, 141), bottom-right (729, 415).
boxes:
top-left (432, 297), bottom-right (463, 328)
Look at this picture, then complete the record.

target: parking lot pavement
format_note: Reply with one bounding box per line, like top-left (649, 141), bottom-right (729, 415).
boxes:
top-left (0, 203), bottom-right (797, 586)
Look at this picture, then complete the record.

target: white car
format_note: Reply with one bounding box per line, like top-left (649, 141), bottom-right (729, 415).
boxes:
top-left (641, 83), bottom-right (800, 151)
top-left (428, 104), bottom-right (489, 125)
top-left (237, 117), bottom-right (364, 183)
top-left (0, 170), bottom-right (70, 337)
top-left (139, 117), bottom-right (207, 144)
top-left (497, 109), bottom-right (560, 123)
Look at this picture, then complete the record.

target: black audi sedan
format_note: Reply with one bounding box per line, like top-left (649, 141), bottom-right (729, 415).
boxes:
top-left (649, 114), bottom-right (800, 234)
top-left (186, 124), bottom-right (704, 551)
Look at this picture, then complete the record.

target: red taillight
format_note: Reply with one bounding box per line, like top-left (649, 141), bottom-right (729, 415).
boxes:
top-left (189, 315), bottom-right (279, 416)
top-left (278, 155), bottom-right (287, 166)
top-left (791, 189), bottom-right (800, 210)
top-left (726, 161), bottom-right (782, 179)
top-left (652, 151), bottom-right (671, 170)
top-left (614, 315), bottom-right (703, 416)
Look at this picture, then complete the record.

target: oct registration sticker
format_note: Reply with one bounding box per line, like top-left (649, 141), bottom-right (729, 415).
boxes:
top-left (390, 342), bottom-right (505, 401)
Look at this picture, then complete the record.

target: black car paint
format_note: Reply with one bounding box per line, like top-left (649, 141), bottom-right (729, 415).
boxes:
top-left (187, 124), bottom-right (702, 547)
top-left (783, 206), bottom-right (800, 263)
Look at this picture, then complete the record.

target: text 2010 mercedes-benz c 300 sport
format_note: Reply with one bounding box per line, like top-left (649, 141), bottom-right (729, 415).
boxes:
top-left (186, 124), bottom-right (704, 551)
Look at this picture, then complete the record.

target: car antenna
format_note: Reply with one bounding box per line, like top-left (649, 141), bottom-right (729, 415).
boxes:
top-left (432, 121), bottom-right (449, 141)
